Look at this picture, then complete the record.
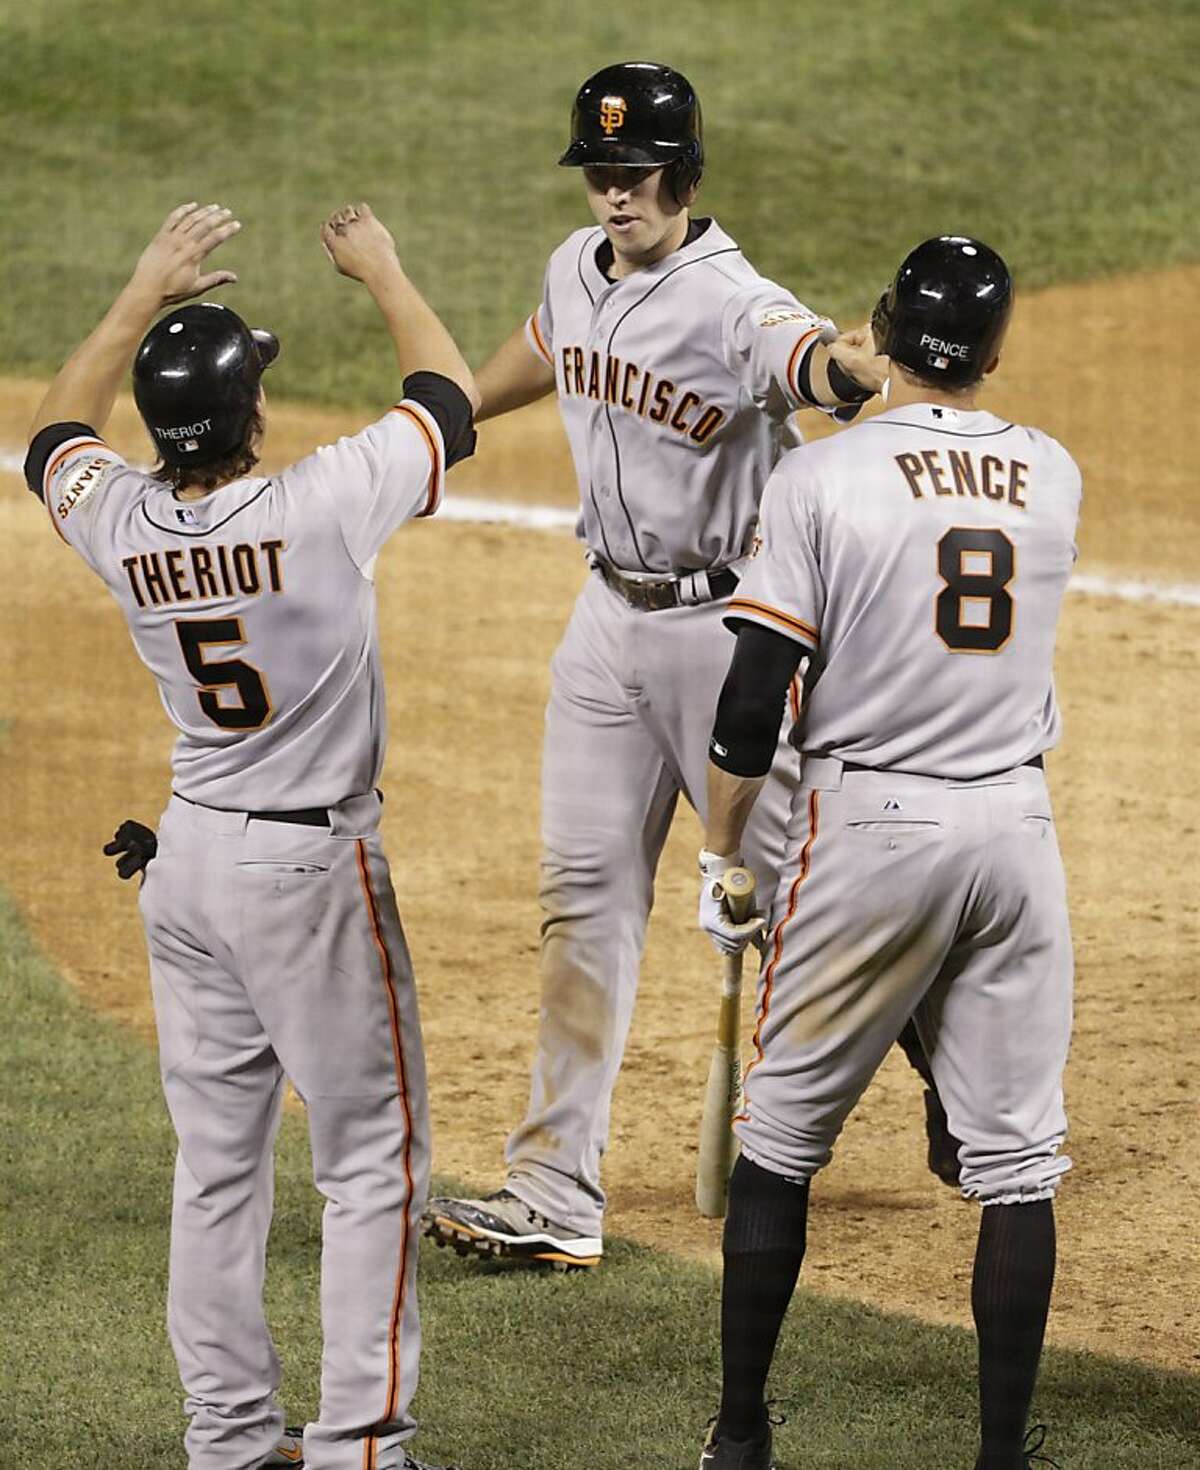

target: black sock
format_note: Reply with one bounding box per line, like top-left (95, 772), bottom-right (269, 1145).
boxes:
top-left (717, 1154), bottom-right (810, 1441)
top-left (972, 1199), bottom-right (1056, 1470)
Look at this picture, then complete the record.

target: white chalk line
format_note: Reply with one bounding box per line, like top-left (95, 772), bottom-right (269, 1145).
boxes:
top-left (3, 445), bottom-right (1197, 609)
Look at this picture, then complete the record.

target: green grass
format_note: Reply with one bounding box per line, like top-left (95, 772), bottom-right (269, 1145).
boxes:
top-left (1, 1), bottom-right (1196, 407)
top-left (2, 893), bottom-right (1196, 1469)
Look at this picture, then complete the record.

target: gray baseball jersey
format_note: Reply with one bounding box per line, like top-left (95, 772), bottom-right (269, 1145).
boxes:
top-left (729, 403), bottom-right (1083, 777)
top-left (725, 400), bottom-right (1082, 1205)
top-left (524, 217), bottom-right (846, 573)
top-left (38, 402), bottom-right (445, 808)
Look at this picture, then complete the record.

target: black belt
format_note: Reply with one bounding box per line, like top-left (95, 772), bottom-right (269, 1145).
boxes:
top-left (595, 559), bottom-right (739, 612)
top-left (250, 807), bottom-right (329, 826)
top-left (174, 792), bottom-right (330, 826)
top-left (837, 754), bottom-right (1044, 777)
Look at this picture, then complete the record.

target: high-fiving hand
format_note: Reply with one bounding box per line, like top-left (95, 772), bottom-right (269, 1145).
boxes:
top-left (320, 203), bottom-right (402, 285)
top-left (130, 202), bottom-right (241, 307)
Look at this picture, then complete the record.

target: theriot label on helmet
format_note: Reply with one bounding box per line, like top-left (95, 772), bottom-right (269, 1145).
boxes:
top-left (155, 418), bottom-right (214, 442)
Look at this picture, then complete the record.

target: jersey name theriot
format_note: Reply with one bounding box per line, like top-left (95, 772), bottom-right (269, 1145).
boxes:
top-left (38, 405), bottom-right (446, 810)
top-left (121, 538), bottom-right (285, 607)
top-left (526, 219), bottom-right (845, 575)
top-left (729, 404), bottom-right (1083, 778)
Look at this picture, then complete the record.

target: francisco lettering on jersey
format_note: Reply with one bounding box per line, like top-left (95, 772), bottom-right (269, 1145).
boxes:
top-left (121, 540), bottom-right (285, 608)
top-left (558, 346), bottom-right (726, 445)
top-left (894, 451), bottom-right (1029, 509)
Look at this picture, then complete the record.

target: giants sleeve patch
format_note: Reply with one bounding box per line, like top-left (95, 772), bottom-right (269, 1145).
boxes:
top-left (51, 448), bottom-right (118, 524)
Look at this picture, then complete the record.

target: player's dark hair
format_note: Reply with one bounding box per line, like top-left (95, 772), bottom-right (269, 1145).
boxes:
top-left (667, 156), bottom-right (703, 204)
top-left (151, 406), bottom-right (264, 494)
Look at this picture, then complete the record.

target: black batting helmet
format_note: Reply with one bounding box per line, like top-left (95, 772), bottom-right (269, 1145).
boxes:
top-left (872, 236), bottom-right (1013, 387)
top-left (133, 303), bottom-right (279, 467)
top-left (559, 61), bottom-right (703, 193)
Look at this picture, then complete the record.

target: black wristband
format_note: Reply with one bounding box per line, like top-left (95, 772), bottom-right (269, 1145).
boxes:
top-left (826, 355), bottom-right (874, 405)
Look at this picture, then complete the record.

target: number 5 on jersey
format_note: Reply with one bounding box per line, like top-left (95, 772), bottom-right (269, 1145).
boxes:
top-left (936, 527), bottom-right (1015, 654)
top-left (175, 617), bottom-right (273, 729)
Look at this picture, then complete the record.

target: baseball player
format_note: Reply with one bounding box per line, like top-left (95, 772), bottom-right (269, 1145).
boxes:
top-left (24, 201), bottom-right (478, 1470)
top-left (696, 237), bottom-right (1077, 1470)
top-left (422, 61), bottom-right (921, 1270)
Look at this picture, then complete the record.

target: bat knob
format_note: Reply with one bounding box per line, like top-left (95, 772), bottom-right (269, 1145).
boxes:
top-left (717, 866), bottom-right (757, 924)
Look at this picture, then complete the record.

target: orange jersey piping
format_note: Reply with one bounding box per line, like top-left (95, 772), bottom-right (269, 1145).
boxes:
top-left (727, 596), bottom-right (819, 647)
top-left (736, 789), bottom-right (821, 1119)
top-left (390, 403), bottom-right (442, 517)
top-left (355, 840), bottom-right (416, 1465)
top-left (786, 326), bottom-right (823, 402)
top-left (528, 311), bottom-right (552, 366)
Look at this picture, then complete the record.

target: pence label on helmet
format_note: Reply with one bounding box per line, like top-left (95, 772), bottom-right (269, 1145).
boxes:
top-left (919, 334), bottom-right (970, 359)
top-left (600, 96), bottom-right (626, 134)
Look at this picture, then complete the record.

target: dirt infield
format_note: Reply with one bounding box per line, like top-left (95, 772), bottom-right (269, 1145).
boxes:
top-left (1, 266), bottom-right (1197, 1373)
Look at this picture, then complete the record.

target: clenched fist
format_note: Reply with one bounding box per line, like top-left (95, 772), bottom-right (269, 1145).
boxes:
top-left (320, 203), bottom-right (403, 285)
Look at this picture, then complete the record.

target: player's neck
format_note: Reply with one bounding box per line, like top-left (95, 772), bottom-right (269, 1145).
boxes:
top-left (175, 479), bottom-right (234, 502)
top-left (609, 211), bottom-right (691, 279)
top-left (885, 375), bottom-right (981, 413)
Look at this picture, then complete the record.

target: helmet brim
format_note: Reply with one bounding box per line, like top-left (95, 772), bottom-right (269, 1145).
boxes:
top-left (251, 328), bottom-right (280, 371)
top-left (558, 138), bottom-right (690, 168)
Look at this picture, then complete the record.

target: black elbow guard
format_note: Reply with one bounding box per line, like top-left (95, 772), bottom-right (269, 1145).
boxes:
top-left (710, 694), bottom-right (784, 778)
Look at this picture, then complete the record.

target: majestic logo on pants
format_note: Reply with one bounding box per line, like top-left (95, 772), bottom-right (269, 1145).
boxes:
top-left (600, 96), bottom-right (626, 134)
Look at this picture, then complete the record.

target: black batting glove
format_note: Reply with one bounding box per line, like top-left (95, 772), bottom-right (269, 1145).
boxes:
top-left (103, 819), bottom-right (158, 880)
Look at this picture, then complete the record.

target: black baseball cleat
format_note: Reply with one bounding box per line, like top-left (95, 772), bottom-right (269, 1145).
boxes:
top-left (399, 1452), bottom-right (464, 1470)
top-left (923, 1087), bottom-right (963, 1187)
top-left (422, 1188), bottom-right (602, 1270)
top-left (974, 1424), bottom-right (1060, 1469)
top-left (698, 1417), bottom-right (776, 1469)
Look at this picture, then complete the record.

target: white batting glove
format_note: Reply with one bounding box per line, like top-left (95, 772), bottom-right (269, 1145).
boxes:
top-left (697, 849), bottom-right (766, 958)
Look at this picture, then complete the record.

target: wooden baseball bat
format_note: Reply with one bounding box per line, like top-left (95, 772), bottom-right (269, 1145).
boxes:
top-left (695, 866), bottom-right (757, 1218)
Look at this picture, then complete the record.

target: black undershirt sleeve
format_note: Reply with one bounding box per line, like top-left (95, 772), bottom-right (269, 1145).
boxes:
top-left (24, 421), bottom-right (99, 501)
top-left (710, 621), bottom-right (808, 778)
top-left (401, 372), bottom-right (477, 469)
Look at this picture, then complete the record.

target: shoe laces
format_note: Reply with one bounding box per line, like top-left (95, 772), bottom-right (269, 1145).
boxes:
top-left (1023, 1425), bottom-right (1060, 1467)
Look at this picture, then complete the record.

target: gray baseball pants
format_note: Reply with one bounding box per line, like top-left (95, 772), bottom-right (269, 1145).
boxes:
top-left (504, 571), bottom-right (796, 1236)
top-left (139, 792), bottom-right (429, 1470)
top-left (736, 757), bottom-right (1074, 1203)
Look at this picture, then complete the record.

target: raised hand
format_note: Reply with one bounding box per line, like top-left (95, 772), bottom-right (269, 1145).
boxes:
top-left (320, 203), bottom-right (402, 284)
top-left (130, 202), bottom-right (241, 307)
